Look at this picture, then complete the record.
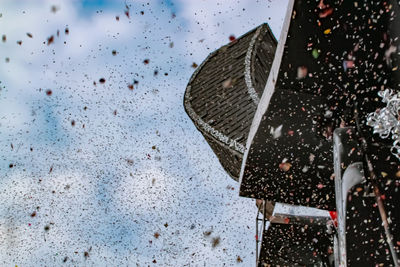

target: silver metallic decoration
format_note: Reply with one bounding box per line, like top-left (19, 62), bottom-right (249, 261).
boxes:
top-left (366, 89), bottom-right (400, 160)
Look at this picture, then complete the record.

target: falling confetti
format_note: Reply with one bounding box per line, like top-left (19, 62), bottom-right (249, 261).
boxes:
top-left (297, 66), bottom-right (308, 79)
top-left (279, 162), bottom-right (292, 172)
top-left (323, 28), bottom-right (331, 34)
top-left (47, 35), bottom-right (54, 45)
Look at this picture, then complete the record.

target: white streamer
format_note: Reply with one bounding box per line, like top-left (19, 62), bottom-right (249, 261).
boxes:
top-left (366, 89), bottom-right (400, 160)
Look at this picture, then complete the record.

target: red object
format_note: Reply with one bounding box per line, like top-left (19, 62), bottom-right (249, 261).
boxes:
top-left (319, 7), bottom-right (333, 18)
top-left (229, 35), bottom-right (236, 42)
top-left (329, 211), bottom-right (338, 227)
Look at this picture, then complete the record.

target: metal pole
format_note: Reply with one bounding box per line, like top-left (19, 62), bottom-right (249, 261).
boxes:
top-left (355, 106), bottom-right (400, 266)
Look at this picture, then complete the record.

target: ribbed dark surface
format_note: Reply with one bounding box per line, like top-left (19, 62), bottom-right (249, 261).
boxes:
top-left (184, 23), bottom-right (277, 179)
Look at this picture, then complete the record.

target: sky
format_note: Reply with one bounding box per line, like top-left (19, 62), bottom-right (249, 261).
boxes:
top-left (0, 0), bottom-right (288, 266)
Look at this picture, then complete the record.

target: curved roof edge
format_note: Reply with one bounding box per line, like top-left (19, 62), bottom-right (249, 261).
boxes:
top-left (184, 23), bottom-right (274, 154)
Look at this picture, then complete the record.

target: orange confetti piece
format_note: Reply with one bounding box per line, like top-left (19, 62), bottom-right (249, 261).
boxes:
top-left (324, 29), bottom-right (331, 34)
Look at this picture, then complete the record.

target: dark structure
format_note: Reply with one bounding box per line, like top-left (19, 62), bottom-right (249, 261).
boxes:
top-left (185, 0), bottom-right (400, 266)
top-left (184, 23), bottom-right (277, 180)
top-left (240, 0), bottom-right (400, 266)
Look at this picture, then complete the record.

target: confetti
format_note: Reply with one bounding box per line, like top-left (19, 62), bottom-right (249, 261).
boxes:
top-left (279, 162), bottom-right (292, 172)
top-left (211, 237), bottom-right (220, 247)
top-left (47, 35), bottom-right (54, 45)
top-left (297, 66), bottom-right (308, 79)
top-left (323, 28), bottom-right (331, 34)
top-left (312, 48), bottom-right (319, 59)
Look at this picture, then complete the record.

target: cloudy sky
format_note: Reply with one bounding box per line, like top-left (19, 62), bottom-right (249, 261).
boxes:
top-left (0, 0), bottom-right (288, 266)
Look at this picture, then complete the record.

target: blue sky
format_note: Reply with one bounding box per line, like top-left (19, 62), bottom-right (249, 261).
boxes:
top-left (0, 0), bottom-right (288, 265)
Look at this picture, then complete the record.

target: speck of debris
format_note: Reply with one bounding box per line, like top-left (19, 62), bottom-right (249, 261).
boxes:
top-left (211, 237), bottom-right (220, 247)
top-left (47, 35), bottom-right (54, 45)
top-left (203, 230), bottom-right (212, 236)
top-left (51, 5), bottom-right (59, 13)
